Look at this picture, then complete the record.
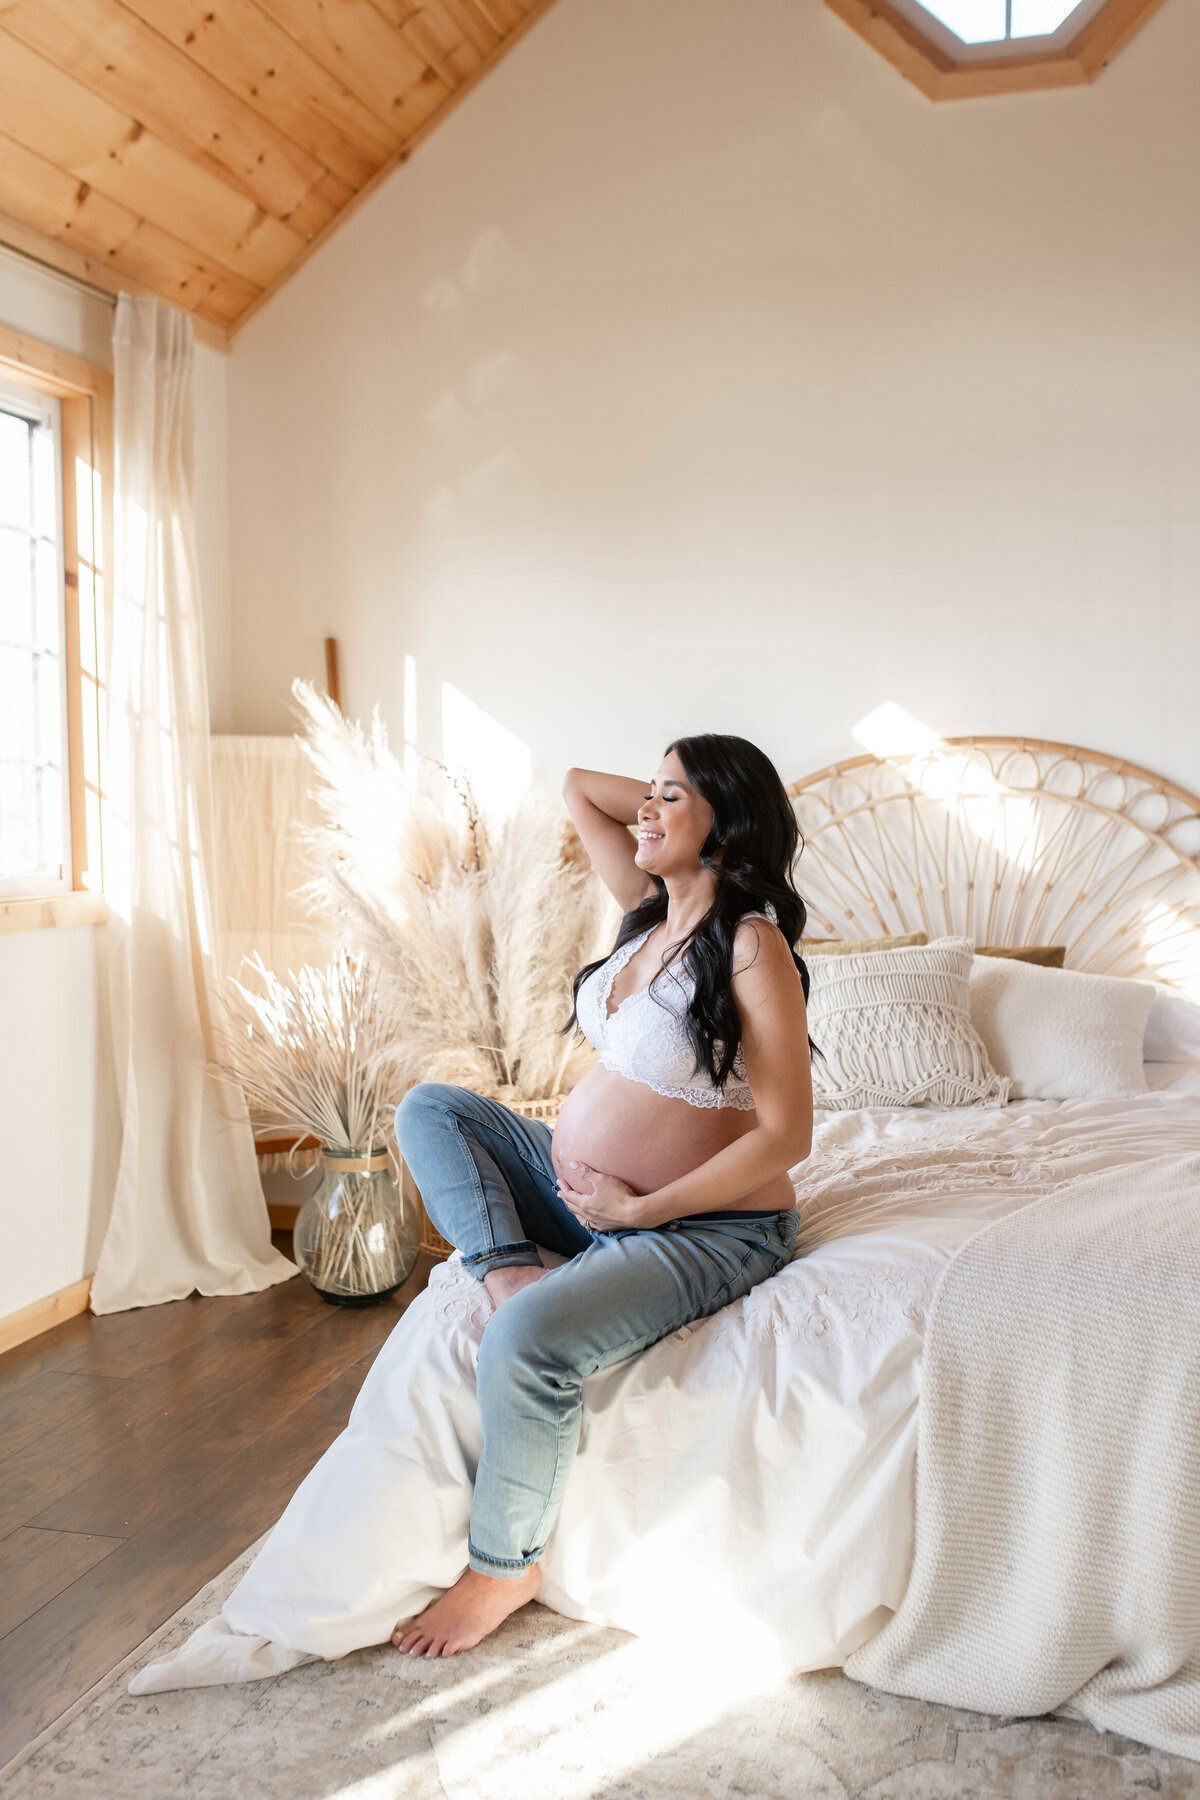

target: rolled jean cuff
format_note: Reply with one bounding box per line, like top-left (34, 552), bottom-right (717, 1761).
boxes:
top-left (460, 1240), bottom-right (541, 1279)
top-left (468, 1539), bottom-right (543, 1578)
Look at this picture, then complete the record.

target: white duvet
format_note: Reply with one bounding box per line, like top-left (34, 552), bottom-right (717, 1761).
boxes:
top-left (132, 1073), bottom-right (1200, 1694)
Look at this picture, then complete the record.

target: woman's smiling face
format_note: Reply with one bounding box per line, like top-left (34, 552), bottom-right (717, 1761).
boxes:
top-left (634, 751), bottom-right (717, 873)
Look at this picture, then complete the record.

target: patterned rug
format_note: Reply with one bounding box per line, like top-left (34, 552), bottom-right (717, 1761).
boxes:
top-left (3, 1543), bottom-right (1197, 1799)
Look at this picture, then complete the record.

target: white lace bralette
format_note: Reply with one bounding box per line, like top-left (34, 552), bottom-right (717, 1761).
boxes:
top-left (575, 917), bottom-right (769, 1111)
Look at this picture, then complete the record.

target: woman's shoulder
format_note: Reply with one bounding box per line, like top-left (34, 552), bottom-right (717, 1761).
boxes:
top-left (731, 910), bottom-right (793, 977)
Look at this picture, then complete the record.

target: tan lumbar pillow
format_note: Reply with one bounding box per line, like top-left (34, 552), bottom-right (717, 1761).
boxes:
top-left (975, 944), bottom-right (1066, 969)
top-left (805, 930), bottom-right (928, 957)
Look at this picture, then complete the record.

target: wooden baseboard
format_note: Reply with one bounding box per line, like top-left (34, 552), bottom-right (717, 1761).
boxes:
top-left (0, 1276), bottom-right (92, 1356)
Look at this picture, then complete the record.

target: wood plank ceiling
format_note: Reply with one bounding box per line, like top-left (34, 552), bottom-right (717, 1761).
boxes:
top-left (0, 0), bottom-right (556, 342)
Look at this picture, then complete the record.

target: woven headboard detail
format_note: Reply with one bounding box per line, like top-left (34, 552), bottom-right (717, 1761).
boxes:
top-left (787, 738), bottom-right (1200, 996)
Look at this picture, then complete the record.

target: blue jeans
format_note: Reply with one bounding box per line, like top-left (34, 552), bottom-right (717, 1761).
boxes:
top-left (395, 1081), bottom-right (801, 1579)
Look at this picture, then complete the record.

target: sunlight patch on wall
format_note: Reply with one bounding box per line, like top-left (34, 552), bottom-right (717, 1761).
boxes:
top-left (852, 702), bottom-right (1039, 874)
top-left (441, 681), bottom-right (531, 826)
top-left (852, 700), bottom-right (942, 759)
top-left (403, 654), bottom-right (418, 790)
top-left (1140, 901), bottom-right (1200, 1001)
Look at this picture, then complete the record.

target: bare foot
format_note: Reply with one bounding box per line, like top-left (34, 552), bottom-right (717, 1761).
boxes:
top-left (483, 1264), bottom-right (547, 1311)
top-left (391, 1564), bottom-right (542, 1658)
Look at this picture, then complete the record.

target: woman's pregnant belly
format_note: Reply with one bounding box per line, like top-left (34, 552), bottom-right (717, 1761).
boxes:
top-left (549, 1063), bottom-right (795, 1213)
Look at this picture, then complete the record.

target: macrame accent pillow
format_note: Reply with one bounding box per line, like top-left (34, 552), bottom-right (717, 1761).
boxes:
top-left (807, 936), bottom-right (1010, 1111)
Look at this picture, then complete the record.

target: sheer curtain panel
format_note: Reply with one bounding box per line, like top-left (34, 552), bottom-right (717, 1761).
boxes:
top-left (90, 295), bottom-right (294, 1312)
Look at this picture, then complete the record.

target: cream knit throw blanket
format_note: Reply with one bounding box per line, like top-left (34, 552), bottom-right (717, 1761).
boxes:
top-left (843, 1151), bottom-right (1200, 1761)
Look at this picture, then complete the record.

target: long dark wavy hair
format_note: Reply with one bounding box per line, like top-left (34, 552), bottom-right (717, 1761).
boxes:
top-left (561, 733), bottom-right (819, 1085)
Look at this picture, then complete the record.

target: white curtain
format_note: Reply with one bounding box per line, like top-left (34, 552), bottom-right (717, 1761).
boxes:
top-left (90, 296), bottom-right (295, 1313)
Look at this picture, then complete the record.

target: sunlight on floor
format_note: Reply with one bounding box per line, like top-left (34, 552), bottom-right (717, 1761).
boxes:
top-left (401, 1631), bottom-right (791, 1800)
top-left (342, 1553), bottom-right (795, 1800)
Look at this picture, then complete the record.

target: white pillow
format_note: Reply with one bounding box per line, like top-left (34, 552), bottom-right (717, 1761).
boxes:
top-left (968, 956), bottom-right (1154, 1100)
top-left (1143, 981), bottom-right (1200, 1064)
top-left (807, 935), bottom-right (1008, 1110)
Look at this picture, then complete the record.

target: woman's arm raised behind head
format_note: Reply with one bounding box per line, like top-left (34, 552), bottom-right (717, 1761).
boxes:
top-left (562, 767), bottom-right (654, 914)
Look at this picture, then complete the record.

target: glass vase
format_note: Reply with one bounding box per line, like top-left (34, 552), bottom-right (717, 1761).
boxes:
top-left (293, 1147), bottom-right (419, 1306)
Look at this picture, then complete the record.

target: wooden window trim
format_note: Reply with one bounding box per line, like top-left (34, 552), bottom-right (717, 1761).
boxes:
top-left (824, 0), bottom-right (1169, 100)
top-left (0, 891), bottom-right (107, 934)
top-left (0, 321), bottom-right (112, 919)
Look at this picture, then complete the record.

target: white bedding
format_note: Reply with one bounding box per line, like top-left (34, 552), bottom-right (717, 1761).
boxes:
top-left (844, 1147), bottom-right (1200, 1759)
top-left (131, 1080), bottom-right (1200, 1695)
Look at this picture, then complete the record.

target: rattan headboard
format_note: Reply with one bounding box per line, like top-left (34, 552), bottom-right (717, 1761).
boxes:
top-left (786, 738), bottom-right (1200, 995)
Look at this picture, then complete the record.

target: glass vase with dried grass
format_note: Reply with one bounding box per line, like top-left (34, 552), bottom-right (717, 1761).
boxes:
top-left (218, 951), bottom-right (420, 1303)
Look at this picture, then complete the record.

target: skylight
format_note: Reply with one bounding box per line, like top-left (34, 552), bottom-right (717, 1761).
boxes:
top-left (898, 0), bottom-right (1104, 50)
top-left (833, 0), bottom-right (1159, 93)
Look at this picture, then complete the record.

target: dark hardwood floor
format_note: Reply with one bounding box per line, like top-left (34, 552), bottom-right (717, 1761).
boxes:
top-left (0, 1237), bottom-right (435, 1767)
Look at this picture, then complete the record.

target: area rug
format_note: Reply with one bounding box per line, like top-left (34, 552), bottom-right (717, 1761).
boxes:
top-left (3, 1543), bottom-right (1198, 1800)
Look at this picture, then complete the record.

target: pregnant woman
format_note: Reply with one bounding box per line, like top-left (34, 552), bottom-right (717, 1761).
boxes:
top-left (394, 731), bottom-right (817, 1659)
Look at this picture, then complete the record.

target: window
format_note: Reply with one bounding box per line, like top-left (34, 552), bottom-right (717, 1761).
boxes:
top-left (0, 326), bottom-right (111, 918)
top-left (893, 0), bottom-right (1108, 53)
top-left (825, 0), bottom-right (1166, 99)
top-left (0, 379), bottom-right (70, 896)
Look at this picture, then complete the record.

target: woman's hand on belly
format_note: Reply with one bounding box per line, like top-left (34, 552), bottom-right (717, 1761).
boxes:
top-left (550, 1064), bottom-right (793, 1217)
top-left (556, 1161), bottom-right (658, 1233)
top-left (552, 1064), bottom-right (757, 1196)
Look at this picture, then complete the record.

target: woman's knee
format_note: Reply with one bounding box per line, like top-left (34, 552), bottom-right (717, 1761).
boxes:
top-left (477, 1287), bottom-right (589, 1396)
top-left (394, 1082), bottom-right (469, 1156)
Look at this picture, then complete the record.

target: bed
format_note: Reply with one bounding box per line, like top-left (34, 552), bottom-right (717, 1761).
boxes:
top-left (131, 738), bottom-right (1200, 1750)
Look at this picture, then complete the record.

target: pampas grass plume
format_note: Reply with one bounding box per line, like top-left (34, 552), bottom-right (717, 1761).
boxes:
top-left (291, 679), bottom-right (619, 1101)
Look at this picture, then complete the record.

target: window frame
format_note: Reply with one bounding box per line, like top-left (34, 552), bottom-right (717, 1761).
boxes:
top-left (824, 0), bottom-right (1168, 100)
top-left (0, 376), bottom-right (70, 899)
top-left (889, 0), bottom-right (1111, 57)
top-left (0, 323), bottom-right (112, 931)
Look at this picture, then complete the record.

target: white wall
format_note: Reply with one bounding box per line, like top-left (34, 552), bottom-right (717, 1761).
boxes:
top-left (0, 256), bottom-right (233, 1317)
top-left (0, 925), bottom-right (120, 1316)
top-left (227, 0), bottom-right (1200, 802)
